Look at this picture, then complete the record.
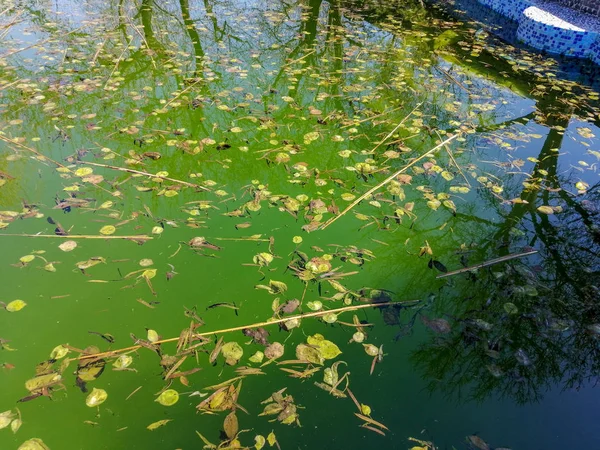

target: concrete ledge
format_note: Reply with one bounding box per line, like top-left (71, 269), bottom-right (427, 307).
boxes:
top-left (476, 0), bottom-right (600, 66)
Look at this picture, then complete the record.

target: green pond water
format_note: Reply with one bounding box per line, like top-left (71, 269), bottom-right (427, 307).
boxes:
top-left (1, 0), bottom-right (600, 449)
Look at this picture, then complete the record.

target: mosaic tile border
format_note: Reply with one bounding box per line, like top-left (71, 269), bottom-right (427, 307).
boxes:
top-left (475, 0), bottom-right (600, 66)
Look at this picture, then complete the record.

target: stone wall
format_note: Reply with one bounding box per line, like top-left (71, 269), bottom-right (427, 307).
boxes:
top-left (549, 0), bottom-right (600, 18)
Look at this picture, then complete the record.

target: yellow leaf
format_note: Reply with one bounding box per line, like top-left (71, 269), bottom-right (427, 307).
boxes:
top-left (50, 345), bottom-right (69, 359)
top-left (307, 334), bottom-right (342, 360)
top-left (142, 269), bottom-right (157, 280)
top-left (537, 205), bottom-right (554, 215)
top-left (156, 389), bottom-right (179, 406)
top-left (267, 431), bottom-right (277, 447)
top-left (58, 240), bottom-right (77, 252)
top-left (20, 255), bottom-right (35, 263)
top-left (18, 438), bottom-right (50, 450)
top-left (99, 225), bottom-right (116, 235)
top-left (147, 329), bottom-right (159, 342)
top-left (75, 167), bottom-right (93, 177)
top-left (6, 300), bottom-right (27, 312)
top-left (85, 388), bottom-right (108, 407)
top-left (255, 435), bottom-right (266, 450)
top-left (147, 419), bottom-right (172, 430)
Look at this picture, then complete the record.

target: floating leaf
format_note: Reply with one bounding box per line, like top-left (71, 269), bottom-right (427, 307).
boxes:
top-left (363, 344), bottom-right (379, 357)
top-left (139, 259), bottom-right (154, 267)
top-left (267, 431), bottom-right (277, 446)
top-left (249, 351), bottom-right (264, 363)
top-left (296, 344), bottom-right (323, 365)
top-left (322, 313), bottom-right (338, 324)
top-left (292, 236), bottom-right (303, 244)
top-left (18, 439), bottom-right (50, 450)
top-left (156, 389), bottom-right (179, 406)
top-left (360, 404), bottom-right (372, 416)
top-left (11, 418), bottom-right (22, 433)
top-left (20, 255), bottom-right (35, 263)
top-left (264, 342), bottom-right (284, 360)
top-left (255, 435), bottom-right (266, 450)
top-left (85, 387), bottom-right (108, 407)
top-left (307, 334), bottom-right (342, 360)
top-left (113, 354), bottom-right (133, 369)
top-left (147, 419), bottom-right (172, 430)
top-left (142, 269), bottom-right (157, 280)
top-left (537, 205), bottom-right (554, 215)
top-left (50, 345), bottom-right (69, 359)
top-left (99, 225), bottom-right (116, 235)
top-left (147, 329), bottom-right (159, 342)
top-left (0, 411), bottom-right (14, 429)
top-left (504, 302), bottom-right (518, 314)
top-left (307, 301), bottom-right (323, 311)
top-left (75, 167), bottom-right (93, 177)
top-left (352, 331), bottom-right (365, 343)
top-left (253, 252), bottom-right (274, 266)
top-left (223, 411), bottom-right (239, 440)
top-left (222, 342), bottom-right (244, 365)
top-left (6, 300), bottom-right (27, 312)
top-left (58, 241), bottom-right (77, 252)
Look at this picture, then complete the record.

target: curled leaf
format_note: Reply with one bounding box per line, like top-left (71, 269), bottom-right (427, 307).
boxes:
top-left (85, 387), bottom-right (108, 407)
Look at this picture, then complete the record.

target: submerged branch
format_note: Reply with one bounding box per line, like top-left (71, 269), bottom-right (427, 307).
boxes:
top-left (436, 250), bottom-right (538, 279)
top-left (79, 161), bottom-right (209, 191)
top-left (0, 233), bottom-right (153, 241)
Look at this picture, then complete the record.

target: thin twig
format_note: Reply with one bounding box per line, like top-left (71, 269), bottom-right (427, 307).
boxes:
top-left (104, 38), bottom-right (132, 89)
top-left (281, 50), bottom-right (315, 67)
top-left (0, 233), bottom-right (152, 240)
top-left (0, 135), bottom-right (69, 169)
top-left (214, 237), bottom-right (270, 242)
top-left (163, 78), bottom-right (204, 109)
top-left (79, 161), bottom-right (209, 191)
top-left (436, 250), bottom-right (538, 279)
top-left (126, 16), bottom-right (156, 69)
top-left (435, 130), bottom-right (470, 187)
top-left (69, 301), bottom-right (410, 362)
top-left (320, 134), bottom-right (458, 230)
top-left (370, 102), bottom-right (422, 153)
top-left (0, 25), bottom-right (85, 58)
top-left (340, 106), bottom-right (404, 129)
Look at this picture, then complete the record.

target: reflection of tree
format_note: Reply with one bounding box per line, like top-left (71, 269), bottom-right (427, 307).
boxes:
top-left (346, 0), bottom-right (600, 405)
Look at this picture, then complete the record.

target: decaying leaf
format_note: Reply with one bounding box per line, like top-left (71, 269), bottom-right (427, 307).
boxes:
top-left (147, 419), bottom-right (172, 430)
